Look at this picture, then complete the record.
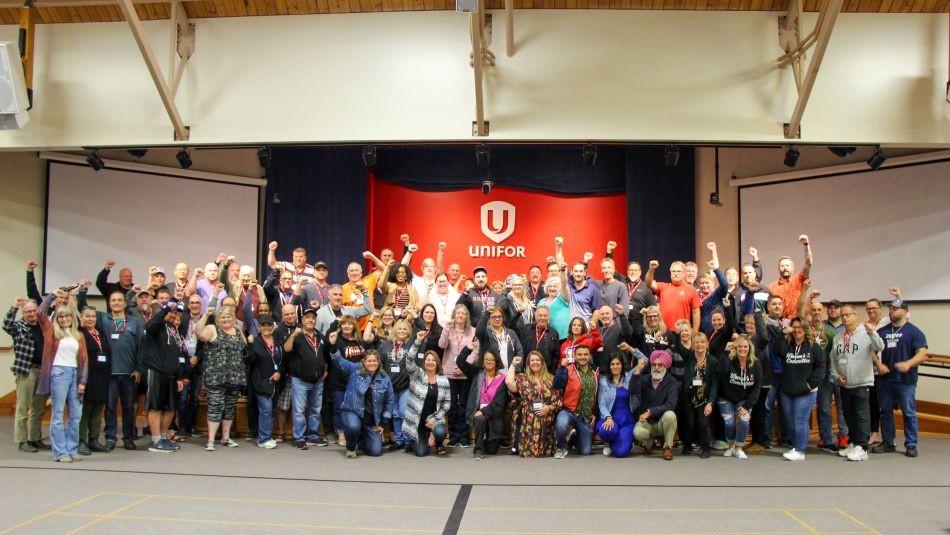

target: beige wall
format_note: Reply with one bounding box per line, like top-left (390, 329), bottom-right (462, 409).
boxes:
top-left (0, 11), bottom-right (948, 148)
top-left (694, 146), bottom-right (950, 404)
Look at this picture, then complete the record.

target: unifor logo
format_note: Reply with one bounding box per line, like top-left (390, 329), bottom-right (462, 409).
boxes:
top-left (480, 201), bottom-right (516, 244)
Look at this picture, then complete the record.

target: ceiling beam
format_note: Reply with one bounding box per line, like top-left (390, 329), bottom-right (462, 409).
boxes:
top-left (470, 0), bottom-right (486, 137)
top-left (117, 0), bottom-right (190, 140)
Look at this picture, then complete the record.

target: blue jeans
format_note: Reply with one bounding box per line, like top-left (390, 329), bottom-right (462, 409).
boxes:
top-left (763, 374), bottom-right (791, 443)
top-left (178, 374), bottom-right (202, 433)
top-left (330, 390), bottom-right (346, 434)
top-left (877, 380), bottom-right (917, 447)
top-left (555, 410), bottom-right (593, 455)
top-left (105, 374), bottom-right (137, 442)
top-left (291, 378), bottom-right (324, 442)
top-left (391, 388), bottom-right (410, 445)
top-left (341, 411), bottom-right (384, 456)
top-left (256, 394), bottom-right (274, 444)
top-left (780, 389), bottom-right (818, 453)
top-left (817, 379), bottom-right (848, 444)
top-left (717, 399), bottom-right (751, 446)
top-left (50, 366), bottom-right (81, 461)
top-left (412, 423), bottom-right (447, 457)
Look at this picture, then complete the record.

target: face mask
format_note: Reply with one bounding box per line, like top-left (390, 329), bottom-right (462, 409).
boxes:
top-left (651, 368), bottom-right (667, 381)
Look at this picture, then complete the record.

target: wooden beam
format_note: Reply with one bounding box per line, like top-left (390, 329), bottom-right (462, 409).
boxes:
top-left (18, 4), bottom-right (35, 107)
top-left (784, 0), bottom-right (842, 139)
top-left (470, 0), bottom-right (486, 136)
top-left (505, 0), bottom-right (513, 56)
top-left (117, 0), bottom-right (190, 140)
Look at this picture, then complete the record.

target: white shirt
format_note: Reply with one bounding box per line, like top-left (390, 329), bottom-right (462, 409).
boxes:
top-left (53, 336), bottom-right (79, 368)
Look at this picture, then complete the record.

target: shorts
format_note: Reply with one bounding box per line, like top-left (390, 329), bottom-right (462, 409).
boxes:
top-left (145, 370), bottom-right (177, 412)
top-left (276, 382), bottom-right (292, 412)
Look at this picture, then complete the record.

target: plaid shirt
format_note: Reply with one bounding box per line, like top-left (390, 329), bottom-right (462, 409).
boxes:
top-left (3, 306), bottom-right (37, 376)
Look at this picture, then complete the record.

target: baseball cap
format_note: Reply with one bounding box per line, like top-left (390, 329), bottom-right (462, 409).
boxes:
top-left (826, 299), bottom-right (842, 307)
top-left (258, 315), bottom-right (275, 325)
top-left (314, 262), bottom-right (328, 270)
top-left (302, 307), bottom-right (318, 316)
top-left (154, 267), bottom-right (166, 275)
top-left (473, 266), bottom-right (487, 276)
top-left (888, 299), bottom-right (908, 310)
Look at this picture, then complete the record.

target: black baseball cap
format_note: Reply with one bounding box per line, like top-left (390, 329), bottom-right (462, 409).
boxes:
top-left (473, 266), bottom-right (487, 276)
top-left (258, 315), bottom-right (275, 325)
top-left (302, 307), bottom-right (318, 316)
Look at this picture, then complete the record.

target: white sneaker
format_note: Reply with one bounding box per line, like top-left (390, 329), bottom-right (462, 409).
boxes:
top-left (783, 450), bottom-right (805, 461)
top-left (846, 445), bottom-right (868, 461)
top-left (838, 443), bottom-right (854, 458)
top-left (257, 439), bottom-right (277, 449)
top-left (602, 447), bottom-right (612, 457)
top-left (723, 447), bottom-right (735, 457)
top-left (735, 448), bottom-right (748, 459)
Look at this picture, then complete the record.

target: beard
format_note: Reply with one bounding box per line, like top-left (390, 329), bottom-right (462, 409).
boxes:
top-left (651, 369), bottom-right (667, 381)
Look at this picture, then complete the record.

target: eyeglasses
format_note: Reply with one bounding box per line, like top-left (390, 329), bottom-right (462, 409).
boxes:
top-left (489, 315), bottom-right (503, 319)
top-left (646, 315), bottom-right (659, 319)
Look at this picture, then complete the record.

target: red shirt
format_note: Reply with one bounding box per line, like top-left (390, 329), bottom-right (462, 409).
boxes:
top-left (654, 281), bottom-right (702, 332)
top-left (768, 271), bottom-right (806, 319)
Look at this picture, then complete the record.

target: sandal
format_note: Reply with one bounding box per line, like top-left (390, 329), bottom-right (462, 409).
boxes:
top-left (168, 435), bottom-right (187, 443)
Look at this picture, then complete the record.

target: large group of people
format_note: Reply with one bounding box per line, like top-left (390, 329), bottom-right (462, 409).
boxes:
top-left (4, 233), bottom-right (930, 464)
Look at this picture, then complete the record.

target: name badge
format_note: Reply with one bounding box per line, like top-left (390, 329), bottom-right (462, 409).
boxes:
top-left (111, 333), bottom-right (120, 340)
top-left (480, 403), bottom-right (488, 409)
top-left (692, 378), bottom-right (702, 387)
top-left (390, 365), bottom-right (400, 373)
top-left (838, 358), bottom-right (847, 365)
top-left (887, 341), bottom-right (897, 348)
top-left (97, 355), bottom-right (107, 363)
top-left (532, 400), bottom-right (543, 411)
top-left (418, 353), bottom-right (425, 360)
top-left (179, 357), bottom-right (186, 364)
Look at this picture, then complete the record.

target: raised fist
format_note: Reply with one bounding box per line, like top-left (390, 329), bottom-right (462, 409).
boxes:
top-left (79, 279), bottom-right (92, 289)
top-left (215, 282), bottom-right (225, 291)
top-left (438, 242), bottom-right (447, 250)
top-left (649, 260), bottom-right (659, 269)
top-left (606, 241), bottom-right (617, 251)
top-left (216, 252), bottom-right (228, 263)
top-left (399, 234), bottom-right (410, 244)
top-left (362, 251), bottom-right (372, 259)
top-left (706, 260), bottom-right (716, 269)
top-left (554, 237), bottom-right (563, 246)
top-left (888, 287), bottom-right (901, 298)
top-left (798, 234), bottom-right (809, 246)
top-left (328, 331), bottom-right (338, 345)
top-left (226, 255), bottom-right (236, 264)
top-left (298, 278), bottom-right (311, 287)
top-left (407, 244), bottom-right (418, 253)
top-left (131, 285), bottom-right (142, 293)
top-left (268, 241), bottom-right (279, 251)
top-left (105, 260), bottom-right (116, 270)
top-left (149, 266), bottom-right (158, 274)
top-left (13, 297), bottom-right (25, 308)
top-left (583, 252), bottom-right (594, 263)
top-left (803, 278), bottom-right (813, 288)
top-left (748, 246), bottom-right (758, 258)
top-left (26, 260), bottom-right (38, 271)
top-left (810, 289), bottom-right (822, 299)
top-left (512, 356), bottom-right (523, 367)
top-left (194, 268), bottom-right (204, 278)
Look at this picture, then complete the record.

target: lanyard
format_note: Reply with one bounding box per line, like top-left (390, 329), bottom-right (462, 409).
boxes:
top-left (492, 328), bottom-right (507, 348)
top-left (627, 280), bottom-right (641, 300)
top-left (312, 282), bottom-right (328, 304)
top-left (305, 333), bottom-right (319, 352)
top-left (111, 315), bottom-right (126, 333)
top-left (535, 327), bottom-right (548, 346)
top-left (89, 330), bottom-right (101, 351)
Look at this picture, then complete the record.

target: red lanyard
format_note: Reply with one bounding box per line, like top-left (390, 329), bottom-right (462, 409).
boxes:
top-left (89, 330), bottom-right (101, 350)
top-left (111, 315), bottom-right (126, 333)
top-left (535, 327), bottom-right (547, 346)
top-left (305, 333), bottom-right (319, 352)
top-left (627, 280), bottom-right (641, 300)
top-left (492, 328), bottom-right (507, 347)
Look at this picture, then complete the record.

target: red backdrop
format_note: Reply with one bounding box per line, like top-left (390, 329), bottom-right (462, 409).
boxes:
top-left (367, 176), bottom-right (628, 280)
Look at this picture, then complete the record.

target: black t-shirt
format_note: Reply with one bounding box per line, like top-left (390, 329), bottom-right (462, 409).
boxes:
top-left (28, 324), bottom-right (44, 367)
top-left (418, 382), bottom-right (438, 433)
top-left (362, 386), bottom-right (375, 424)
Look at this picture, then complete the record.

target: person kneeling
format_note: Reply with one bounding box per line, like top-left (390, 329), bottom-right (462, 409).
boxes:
top-left (552, 345), bottom-right (598, 459)
top-left (632, 351), bottom-right (679, 461)
top-left (331, 344), bottom-right (395, 458)
top-left (597, 353), bottom-right (645, 458)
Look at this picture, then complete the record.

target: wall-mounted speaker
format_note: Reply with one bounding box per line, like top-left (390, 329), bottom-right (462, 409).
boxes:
top-left (0, 42), bottom-right (30, 131)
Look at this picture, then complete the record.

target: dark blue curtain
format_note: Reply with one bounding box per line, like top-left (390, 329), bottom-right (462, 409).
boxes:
top-left (264, 145), bottom-right (694, 284)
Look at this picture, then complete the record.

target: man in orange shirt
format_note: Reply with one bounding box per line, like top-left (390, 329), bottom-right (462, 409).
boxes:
top-left (768, 235), bottom-right (813, 319)
top-left (645, 260), bottom-right (701, 333)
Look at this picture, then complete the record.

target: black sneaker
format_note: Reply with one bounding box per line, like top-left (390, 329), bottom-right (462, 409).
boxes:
top-left (871, 443), bottom-right (896, 454)
top-left (818, 442), bottom-right (838, 454)
top-left (123, 439), bottom-right (137, 451)
top-left (459, 438), bottom-right (471, 448)
top-left (904, 446), bottom-right (918, 458)
top-left (447, 438), bottom-right (459, 448)
top-left (699, 449), bottom-right (711, 459)
top-left (306, 437), bottom-right (328, 447)
top-left (77, 441), bottom-right (92, 456)
top-left (30, 440), bottom-right (52, 450)
top-left (295, 441), bottom-right (309, 450)
top-left (388, 443), bottom-right (403, 452)
top-left (148, 440), bottom-right (175, 453)
top-left (18, 442), bottom-right (38, 453)
top-left (105, 439), bottom-right (116, 451)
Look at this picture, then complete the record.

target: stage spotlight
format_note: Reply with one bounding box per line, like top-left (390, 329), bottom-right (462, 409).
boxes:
top-left (362, 145), bottom-right (377, 168)
top-left (783, 146), bottom-right (800, 168)
top-left (271, 192), bottom-right (282, 204)
top-left (482, 179), bottom-right (493, 195)
top-left (867, 148), bottom-right (887, 170)
top-left (176, 148), bottom-right (193, 169)
top-left (476, 144), bottom-right (490, 167)
top-left (828, 146), bottom-right (856, 158)
top-left (258, 147), bottom-right (272, 168)
top-left (709, 192), bottom-right (723, 207)
top-left (664, 145), bottom-right (679, 167)
top-left (582, 144), bottom-right (598, 167)
top-left (85, 150), bottom-right (104, 171)
top-left (127, 148), bottom-right (148, 159)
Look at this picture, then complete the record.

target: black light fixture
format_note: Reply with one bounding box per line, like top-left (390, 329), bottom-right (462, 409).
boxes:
top-left (481, 179), bottom-right (493, 195)
top-left (176, 148), bottom-right (192, 169)
top-left (127, 148), bottom-right (148, 159)
top-left (582, 144), bottom-right (598, 167)
top-left (361, 145), bottom-right (377, 168)
top-left (783, 146), bottom-right (800, 168)
top-left (867, 147), bottom-right (887, 170)
top-left (85, 150), bottom-right (104, 171)
top-left (258, 146), bottom-right (272, 168)
top-left (664, 145), bottom-right (679, 167)
top-left (476, 144), bottom-right (490, 167)
top-left (828, 146), bottom-right (856, 158)
top-left (709, 148), bottom-right (724, 207)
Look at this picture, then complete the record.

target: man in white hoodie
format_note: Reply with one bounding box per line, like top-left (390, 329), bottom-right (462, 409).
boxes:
top-left (829, 305), bottom-right (884, 462)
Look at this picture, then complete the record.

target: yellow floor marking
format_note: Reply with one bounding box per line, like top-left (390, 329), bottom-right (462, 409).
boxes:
top-left (94, 491), bottom-right (450, 510)
top-left (57, 513), bottom-right (443, 533)
top-left (782, 510), bottom-right (820, 535)
top-left (63, 495), bottom-right (153, 535)
top-left (0, 492), bottom-right (104, 535)
top-left (464, 506), bottom-right (839, 513)
top-left (834, 508), bottom-right (883, 535)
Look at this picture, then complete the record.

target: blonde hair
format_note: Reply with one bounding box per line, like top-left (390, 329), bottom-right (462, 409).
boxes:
top-left (53, 306), bottom-right (81, 341)
top-left (389, 318), bottom-right (413, 343)
top-left (215, 306), bottom-right (237, 330)
top-left (642, 306), bottom-right (667, 335)
top-left (728, 334), bottom-right (758, 365)
top-left (524, 350), bottom-right (553, 385)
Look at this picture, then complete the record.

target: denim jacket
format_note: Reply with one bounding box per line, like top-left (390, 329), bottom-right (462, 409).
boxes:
top-left (597, 370), bottom-right (640, 417)
top-left (333, 352), bottom-right (395, 427)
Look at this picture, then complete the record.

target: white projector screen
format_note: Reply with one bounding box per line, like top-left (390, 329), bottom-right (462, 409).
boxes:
top-left (739, 159), bottom-right (950, 303)
top-left (45, 161), bottom-right (261, 296)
